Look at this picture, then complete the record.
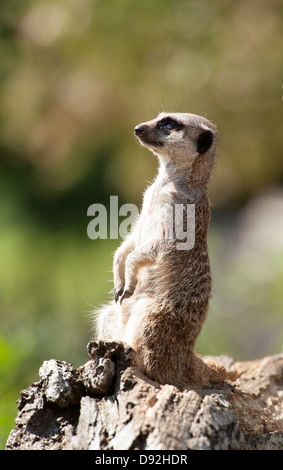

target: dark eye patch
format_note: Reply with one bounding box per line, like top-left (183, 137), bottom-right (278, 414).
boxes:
top-left (156, 117), bottom-right (184, 131)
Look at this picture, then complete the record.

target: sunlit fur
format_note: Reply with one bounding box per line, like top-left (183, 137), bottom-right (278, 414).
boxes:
top-left (95, 112), bottom-right (226, 388)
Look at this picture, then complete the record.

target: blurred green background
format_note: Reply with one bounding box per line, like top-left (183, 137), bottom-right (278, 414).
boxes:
top-left (0, 0), bottom-right (282, 448)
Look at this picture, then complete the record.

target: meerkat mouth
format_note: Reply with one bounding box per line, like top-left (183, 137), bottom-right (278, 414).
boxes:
top-left (139, 137), bottom-right (164, 148)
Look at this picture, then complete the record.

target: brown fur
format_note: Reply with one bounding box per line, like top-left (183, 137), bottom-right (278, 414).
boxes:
top-left (95, 112), bottom-right (226, 388)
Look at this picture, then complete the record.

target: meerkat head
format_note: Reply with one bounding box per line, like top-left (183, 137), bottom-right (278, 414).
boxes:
top-left (134, 112), bottom-right (217, 183)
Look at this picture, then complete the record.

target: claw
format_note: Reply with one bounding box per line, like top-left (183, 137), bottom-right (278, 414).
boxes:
top-left (114, 288), bottom-right (123, 303)
top-left (119, 290), bottom-right (133, 304)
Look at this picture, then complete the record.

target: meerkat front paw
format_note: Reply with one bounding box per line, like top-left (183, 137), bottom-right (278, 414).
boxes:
top-left (119, 278), bottom-right (138, 304)
top-left (114, 281), bottom-right (135, 303)
top-left (114, 271), bottom-right (125, 303)
top-left (114, 287), bottom-right (124, 303)
top-left (119, 289), bottom-right (133, 304)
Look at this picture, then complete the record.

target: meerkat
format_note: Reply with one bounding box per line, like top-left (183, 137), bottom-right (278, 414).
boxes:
top-left (95, 112), bottom-right (226, 388)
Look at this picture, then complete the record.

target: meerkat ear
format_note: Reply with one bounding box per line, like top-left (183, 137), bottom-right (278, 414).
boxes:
top-left (196, 129), bottom-right (214, 155)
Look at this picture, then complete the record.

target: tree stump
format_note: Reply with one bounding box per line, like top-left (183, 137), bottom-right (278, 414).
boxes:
top-left (5, 341), bottom-right (283, 450)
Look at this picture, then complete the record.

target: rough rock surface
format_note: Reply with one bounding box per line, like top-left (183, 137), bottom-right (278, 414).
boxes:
top-left (5, 341), bottom-right (283, 450)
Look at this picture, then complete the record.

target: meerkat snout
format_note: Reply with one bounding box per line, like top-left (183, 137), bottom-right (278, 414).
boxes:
top-left (134, 125), bottom-right (146, 136)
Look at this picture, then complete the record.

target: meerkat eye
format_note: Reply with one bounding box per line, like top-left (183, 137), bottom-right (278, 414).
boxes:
top-left (164, 123), bottom-right (174, 129)
top-left (157, 118), bottom-right (182, 131)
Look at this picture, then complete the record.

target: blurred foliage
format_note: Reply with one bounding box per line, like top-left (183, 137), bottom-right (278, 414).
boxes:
top-left (0, 0), bottom-right (282, 448)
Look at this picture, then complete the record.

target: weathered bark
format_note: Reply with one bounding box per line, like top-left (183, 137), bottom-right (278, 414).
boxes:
top-left (5, 341), bottom-right (283, 450)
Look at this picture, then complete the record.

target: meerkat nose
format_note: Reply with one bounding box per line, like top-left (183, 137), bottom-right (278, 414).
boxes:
top-left (134, 125), bottom-right (146, 136)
